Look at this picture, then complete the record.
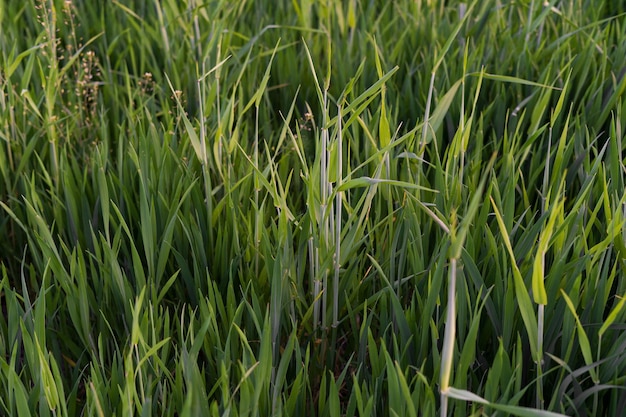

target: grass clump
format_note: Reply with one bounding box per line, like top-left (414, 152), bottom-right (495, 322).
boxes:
top-left (1, 0), bottom-right (625, 415)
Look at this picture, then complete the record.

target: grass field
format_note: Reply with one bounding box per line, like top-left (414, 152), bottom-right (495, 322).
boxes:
top-left (1, 0), bottom-right (626, 415)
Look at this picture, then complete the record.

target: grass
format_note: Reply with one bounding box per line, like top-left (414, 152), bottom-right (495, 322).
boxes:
top-left (1, 0), bottom-right (626, 415)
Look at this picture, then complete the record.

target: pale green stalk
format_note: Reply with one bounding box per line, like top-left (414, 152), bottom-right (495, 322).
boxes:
top-left (254, 105), bottom-right (260, 278)
top-left (333, 103), bottom-right (343, 327)
top-left (440, 257), bottom-right (457, 417)
top-left (321, 88), bottom-right (329, 329)
top-left (40, 0), bottom-right (60, 187)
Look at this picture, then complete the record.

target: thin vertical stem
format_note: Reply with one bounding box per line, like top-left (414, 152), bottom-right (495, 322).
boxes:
top-left (440, 257), bottom-right (457, 417)
top-left (197, 77), bottom-right (214, 253)
top-left (254, 106), bottom-right (260, 279)
top-left (312, 239), bottom-right (320, 328)
top-left (537, 303), bottom-right (545, 409)
top-left (525, 0), bottom-right (535, 44)
top-left (320, 90), bottom-right (329, 329)
top-left (333, 105), bottom-right (342, 327)
top-left (420, 72), bottom-right (436, 156)
top-left (215, 35), bottom-right (223, 169)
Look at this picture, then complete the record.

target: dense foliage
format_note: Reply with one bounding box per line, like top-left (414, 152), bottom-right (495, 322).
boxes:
top-left (1, 0), bottom-right (625, 415)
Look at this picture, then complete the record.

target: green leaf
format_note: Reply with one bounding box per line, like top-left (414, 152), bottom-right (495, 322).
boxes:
top-left (551, 72), bottom-right (571, 126)
top-left (560, 290), bottom-right (598, 383)
top-left (599, 294), bottom-right (626, 338)
top-left (347, 0), bottom-right (357, 29)
top-left (166, 74), bottom-right (205, 164)
top-left (446, 388), bottom-right (568, 416)
top-left (35, 335), bottom-right (60, 411)
top-left (491, 197), bottom-right (539, 357)
top-left (341, 66), bottom-right (399, 122)
top-left (432, 2), bottom-right (477, 72)
top-left (423, 78), bottom-right (462, 144)
top-left (532, 189), bottom-right (564, 305)
top-left (449, 153), bottom-right (496, 259)
top-left (336, 176), bottom-right (435, 192)
top-left (471, 72), bottom-right (562, 90)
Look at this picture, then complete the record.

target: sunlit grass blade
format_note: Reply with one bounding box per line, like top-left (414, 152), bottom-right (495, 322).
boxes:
top-left (446, 387), bottom-right (568, 417)
top-left (490, 197), bottom-right (539, 356)
top-left (560, 290), bottom-right (598, 383)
